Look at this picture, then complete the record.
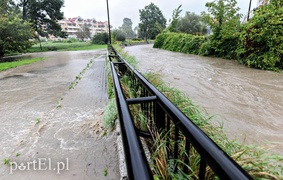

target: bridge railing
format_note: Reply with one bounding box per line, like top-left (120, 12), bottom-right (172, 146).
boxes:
top-left (107, 44), bottom-right (253, 180)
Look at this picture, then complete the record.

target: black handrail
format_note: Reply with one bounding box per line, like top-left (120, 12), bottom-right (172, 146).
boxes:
top-left (108, 44), bottom-right (253, 180)
top-left (110, 59), bottom-right (153, 180)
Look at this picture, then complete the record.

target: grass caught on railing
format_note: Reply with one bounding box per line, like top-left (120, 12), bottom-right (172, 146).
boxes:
top-left (102, 98), bottom-right (117, 129)
top-left (114, 46), bottom-right (283, 179)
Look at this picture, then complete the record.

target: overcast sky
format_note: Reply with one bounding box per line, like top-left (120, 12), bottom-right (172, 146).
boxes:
top-left (62, 0), bottom-right (258, 28)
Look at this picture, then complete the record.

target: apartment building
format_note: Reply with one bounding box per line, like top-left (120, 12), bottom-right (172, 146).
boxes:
top-left (58, 16), bottom-right (109, 39)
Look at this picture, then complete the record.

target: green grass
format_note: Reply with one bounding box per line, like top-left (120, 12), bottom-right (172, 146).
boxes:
top-left (0, 57), bottom-right (46, 71)
top-left (27, 41), bottom-right (106, 53)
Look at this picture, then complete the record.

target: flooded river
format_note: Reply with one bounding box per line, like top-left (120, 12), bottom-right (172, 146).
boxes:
top-left (125, 44), bottom-right (283, 155)
top-left (0, 50), bottom-right (119, 179)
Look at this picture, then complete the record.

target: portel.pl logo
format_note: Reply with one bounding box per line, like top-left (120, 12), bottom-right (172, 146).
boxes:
top-left (9, 158), bottom-right (69, 174)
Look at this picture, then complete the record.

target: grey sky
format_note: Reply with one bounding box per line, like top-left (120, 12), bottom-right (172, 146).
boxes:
top-left (62, 0), bottom-right (258, 28)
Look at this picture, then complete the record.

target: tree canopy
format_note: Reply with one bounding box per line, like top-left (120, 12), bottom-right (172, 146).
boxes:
top-left (120, 17), bottom-right (135, 38)
top-left (202, 0), bottom-right (240, 38)
top-left (0, 10), bottom-right (34, 57)
top-left (201, 0), bottom-right (241, 58)
top-left (17, 0), bottom-right (66, 38)
top-left (138, 3), bottom-right (166, 41)
top-left (237, 0), bottom-right (283, 69)
top-left (168, 5), bottom-right (182, 33)
top-left (177, 12), bottom-right (207, 35)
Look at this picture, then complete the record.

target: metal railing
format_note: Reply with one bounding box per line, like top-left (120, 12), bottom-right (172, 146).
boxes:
top-left (107, 44), bottom-right (253, 180)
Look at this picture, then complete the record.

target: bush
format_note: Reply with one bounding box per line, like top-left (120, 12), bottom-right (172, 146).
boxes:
top-left (236, 2), bottom-right (283, 70)
top-left (131, 38), bottom-right (143, 41)
top-left (116, 31), bottom-right (126, 42)
top-left (92, 32), bottom-right (109, 44)
top-left (154, 32), bottom-right (206, 55)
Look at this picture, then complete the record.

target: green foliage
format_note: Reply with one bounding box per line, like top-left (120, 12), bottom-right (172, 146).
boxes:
top-left (0, 11), bottom-right (34, 57)
top-left (116, 32), bottom-right (126, 42)
top-left (154, 32), bottom-right (206, 55)
top-left (177, 11), bottom-right (208, 35)
top-left (28, 41), bottom-right (106, 53)
top-left (18, 0), bottom-right (66, 38)
top-left (154, 1), bottom-right (283, 70)
top-left (120, 17), bottom-right (135, 38)
top-left (112, 29), bottom-right (126, 42)
top-left (139, 3), bottom-right (167, 40)
top-left (92, 32), bottom-right (109, 44)
top-left (237, 2), bottom-right (283, 70)
top-left (201, 0), bottom-right (241, 58)
top-left (0, 57), bottom-right (46, 71)
top-left (168, 5), bottom-right (182, 33)
top-left (102, 98), bottom-right (117, 129)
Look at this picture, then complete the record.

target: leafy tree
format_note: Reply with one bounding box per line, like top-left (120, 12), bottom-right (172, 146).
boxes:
top-left (177, 12), bottom-right (207, 35)
top-left (139, 3), bottom-right (166, 41)
top-left (168, 5), bottom-right (182, 32)
top-left (201, 0), bottom-right (241, 58)
top-left (92, 32), bottom-right (108, 44)
top-left (116, 33), bottom-right (126, 42)
top-left (120, 17), bottom-right (135, 38)
top-left (202, 0), bottom-right (240, 38)
top-left (0, 0), bottom-right (14, 14)
top-left (76, 24), bottom-right (91, 41)
top-left (0, 12), bottom-right (34, 57)
top-left (17, 0), bottom-right (66, 38)
top-left (112, 29), bottom-right (126, 42)
top-left (237, 1), bottom-right (283, 70)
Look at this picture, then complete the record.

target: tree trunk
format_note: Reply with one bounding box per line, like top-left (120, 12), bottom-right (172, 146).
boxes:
top-left (22, 0), bottom-right (28, 20)
top-left (38, 36), bottom-right (43, 51)
top-left (0, 50), bottom-right (4, 58)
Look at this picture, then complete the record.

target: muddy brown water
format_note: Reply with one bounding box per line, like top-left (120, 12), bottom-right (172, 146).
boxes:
top-left (0, 50), bottom-right (119, 179)
top-left (125, 44), bottom-right (283, 155)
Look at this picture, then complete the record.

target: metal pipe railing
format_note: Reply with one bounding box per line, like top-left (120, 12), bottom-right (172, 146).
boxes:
top-left (109, 60), bottom-right (153, 180)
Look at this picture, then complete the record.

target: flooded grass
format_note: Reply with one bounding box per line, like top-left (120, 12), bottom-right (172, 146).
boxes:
top-left (0, 57), bottom-right (46, 71)
top-left (28, 42), bottom-right (107, 53)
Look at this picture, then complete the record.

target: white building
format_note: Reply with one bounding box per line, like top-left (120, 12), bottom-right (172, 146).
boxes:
top-left (58, 17), bottom-right (109, 39)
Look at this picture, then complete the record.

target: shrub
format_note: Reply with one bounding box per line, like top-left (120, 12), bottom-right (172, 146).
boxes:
top-left (237, 2), bottom-right (283, 70)
top-left (154, 32), bottom-right (206, 55)
top-left (115, 31), bottom-right (126, 42)
top-left (92, 32), bottom-right (109, 44)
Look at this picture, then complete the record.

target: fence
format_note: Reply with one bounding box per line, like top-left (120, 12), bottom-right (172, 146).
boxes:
top-left (107, 44), bottom-right (253, 180)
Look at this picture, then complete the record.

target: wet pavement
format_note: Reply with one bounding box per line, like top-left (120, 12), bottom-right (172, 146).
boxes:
top-left (125, 44), bottom-right (283, 155)
top-left (0, 50), bottom-right (119, 179)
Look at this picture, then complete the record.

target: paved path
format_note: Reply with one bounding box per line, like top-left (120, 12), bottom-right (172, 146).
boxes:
top-left (0, 50), bottom-right (119, 179)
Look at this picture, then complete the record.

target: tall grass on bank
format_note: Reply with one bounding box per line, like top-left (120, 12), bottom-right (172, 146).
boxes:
top-left (114, 46), bottom-right (283, 179)
top-left (0, 57), bottom-right (46, 71)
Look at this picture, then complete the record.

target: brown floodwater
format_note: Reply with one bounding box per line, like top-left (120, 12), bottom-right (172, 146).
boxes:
top-left (0, 50), bottom-right (119, 179)
top-left (125, 44), bottom-right (283, 155)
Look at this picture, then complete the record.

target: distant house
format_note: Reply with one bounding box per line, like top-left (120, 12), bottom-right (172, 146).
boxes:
top-left (58, 16), bottom-right (109, 39)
